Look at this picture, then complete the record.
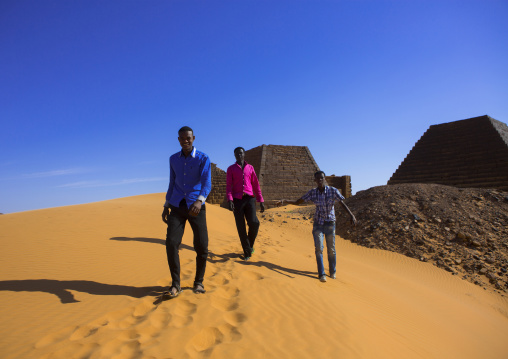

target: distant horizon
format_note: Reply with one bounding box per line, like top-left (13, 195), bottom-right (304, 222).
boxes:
top-left (2, 1), bottom-right (507, 213)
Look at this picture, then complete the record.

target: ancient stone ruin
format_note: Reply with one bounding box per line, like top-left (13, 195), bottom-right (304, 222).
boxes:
top-left (388, 115), bottom-right (508, 191)
top-left (206, 145), bottom-right (351, 207)
top-left (206, 163), bottom-right (228, 206)
top-left (326, 175), bottom-right (352, 198)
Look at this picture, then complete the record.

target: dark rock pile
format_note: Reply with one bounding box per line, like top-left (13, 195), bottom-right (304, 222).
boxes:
top-left (297, 183), bottom-right (508, 293)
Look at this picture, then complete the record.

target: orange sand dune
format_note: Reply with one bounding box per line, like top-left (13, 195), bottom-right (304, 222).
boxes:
top-left (1, 193), bottom-right (507, 358)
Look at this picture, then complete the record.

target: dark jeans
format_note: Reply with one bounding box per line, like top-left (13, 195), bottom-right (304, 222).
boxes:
top-left (233, 196), bottom-right (260, 257)
top-left (166, 200), bottom-right (208, 289)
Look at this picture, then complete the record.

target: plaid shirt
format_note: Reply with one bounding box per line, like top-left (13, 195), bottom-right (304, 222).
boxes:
top-left (301, 186), bottom-right (344, 225)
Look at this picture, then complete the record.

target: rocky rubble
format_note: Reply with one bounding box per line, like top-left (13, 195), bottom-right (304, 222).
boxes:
top-left (296, 183), bottom-right (508, 293)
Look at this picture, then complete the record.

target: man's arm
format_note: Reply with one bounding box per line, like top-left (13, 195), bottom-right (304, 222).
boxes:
top-left (339, 200), bottom-right (357, 226)
top-left (276, 198), bottom-right (305, 206)
top-left (226, 167), bottom-right (235, 211)
top-left (165, 158), bottom-right (176, 207)
top-left (162, 158), bottom-right (175, 223)
top-left (277, 189), bottom-right (312, 207)
top-left (250, 168), bottom-right (265, 212)
top-left (189, 154), bottom-right (211, 216)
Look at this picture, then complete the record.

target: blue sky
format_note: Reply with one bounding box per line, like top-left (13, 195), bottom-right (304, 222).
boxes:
top-left (1, 0), bottom-right (507, 213)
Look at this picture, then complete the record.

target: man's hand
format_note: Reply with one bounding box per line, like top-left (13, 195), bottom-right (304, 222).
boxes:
top-left (189, 200), bottom-right (202, 216)
top-left (260, 202), bottom-right (265, 212)
top-left (162, 207), bottom-right (170, 224)
top-left (228, 200), bottom-right (234, 212)
top-left (275, 200), bottom-right (284, 207)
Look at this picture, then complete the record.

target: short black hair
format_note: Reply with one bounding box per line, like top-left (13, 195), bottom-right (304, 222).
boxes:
top-left (314, 170), bottom-right (326, 178)
top-left (234, 147), bottom-right (245, 154)
top-left (178, 126), bottom-right (193, 134)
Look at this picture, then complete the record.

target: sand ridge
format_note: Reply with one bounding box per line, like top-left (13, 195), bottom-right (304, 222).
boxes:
top-left (1, 194), bottom-right (508, 358)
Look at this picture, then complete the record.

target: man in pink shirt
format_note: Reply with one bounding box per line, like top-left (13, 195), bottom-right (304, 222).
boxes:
top-left (226, 147), bottom-right (265, 260)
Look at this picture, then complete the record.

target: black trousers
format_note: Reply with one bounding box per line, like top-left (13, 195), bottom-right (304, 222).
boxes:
top-left (233, 196), bottom-right (260, 257)
top-left (166, 200), bottom-right (208, 288)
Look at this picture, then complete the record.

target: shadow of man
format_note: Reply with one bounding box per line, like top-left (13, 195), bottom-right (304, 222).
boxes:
top-left (0, 279), bottom-right (166, 304)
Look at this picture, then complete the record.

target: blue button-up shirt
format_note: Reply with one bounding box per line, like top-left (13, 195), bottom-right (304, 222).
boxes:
top-left (165, 147), bottom-right (212, 209)
top-left (301, 186), bottom-right (344, 225)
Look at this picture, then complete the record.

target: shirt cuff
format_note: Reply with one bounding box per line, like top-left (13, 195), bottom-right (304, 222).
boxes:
top-left (197, 195), bottom-right (206, 203)
top-left (164, 200), bottom-right (170, 208)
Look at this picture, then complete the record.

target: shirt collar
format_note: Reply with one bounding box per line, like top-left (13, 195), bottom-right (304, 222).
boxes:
top-left (235, 160), bottom-right (249, 168)
top-left (180, 147), bottom-right (197, 158)
top-left (316, 185), bottom-right (328, 193)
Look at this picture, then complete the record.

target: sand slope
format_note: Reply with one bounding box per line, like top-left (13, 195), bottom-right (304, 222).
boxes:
top-left (0, 194), bottom-right (507, 358)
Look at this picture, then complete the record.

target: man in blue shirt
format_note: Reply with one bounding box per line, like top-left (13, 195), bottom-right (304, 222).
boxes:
top-left (162, 126), bottom-right (212, 298)
top-left (278, 171), bottom-right (357, 282)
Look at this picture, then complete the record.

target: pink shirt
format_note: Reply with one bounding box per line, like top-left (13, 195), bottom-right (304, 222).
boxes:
top-left (226, 161), bottom-right (264, 202)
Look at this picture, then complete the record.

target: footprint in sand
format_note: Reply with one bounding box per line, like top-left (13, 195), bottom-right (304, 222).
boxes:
top-left (100, 338), bottom-right (141, 358)
top-left (147, 307), bottom-right (172, 330)
top-left (208, 273), bottom-right (230, 286)
top-left (214, 286), bottom-right (240, 299)
top-left (117, 329), bottom-right (140, 341)
top-left (171, 298), bottom-right (197, 328)
top-left (223, 311), bottom-right (247, 326)
top-left (241, 271), bottom-right (264, 280)
top-left (117, 314), bottom-right (143, 329)
top-left (132, 299), bottom-right (156, 318)
top-left (210, 286), bottom-right (240, 312)
top-left (188, 327), bottom-right (224, 353)
top-left (218, 322), bottom-right (242, 342)
top-left (69, 324), bottom-right (101, 341)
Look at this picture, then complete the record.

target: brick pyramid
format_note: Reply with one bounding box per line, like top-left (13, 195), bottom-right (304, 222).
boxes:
top-left (388, 115), bottom-right (508, 191)
top-left (245, 145), bottom-right (320, 207)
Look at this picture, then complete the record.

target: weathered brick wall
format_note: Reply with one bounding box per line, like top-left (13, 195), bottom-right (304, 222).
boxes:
top-left (245, 145), bottom-right (320, 207)
top-left (326, 175), bottom-right (352, 198)
top-left (206, 163), bottom-right (228, 207)
top-left (388, 115), bottom-right (508, 191)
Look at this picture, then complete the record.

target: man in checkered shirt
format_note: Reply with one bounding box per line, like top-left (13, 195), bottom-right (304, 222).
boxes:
top-left (278, 171), bottom-right (357, 282)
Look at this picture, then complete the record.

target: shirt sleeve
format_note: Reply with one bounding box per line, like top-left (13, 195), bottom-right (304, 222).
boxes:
top-left (226, 166), bottom-right (234, 202)
top-left (333, 187), bottom-right (345, 201)
top-left (250, 167), bottom-right (264, 202)
top-left (164, 157), bottom-right (175, 207)
top-left (300, 188), bottom-right (314, 202)
top-left (198, 154), bottom-right (212, 202)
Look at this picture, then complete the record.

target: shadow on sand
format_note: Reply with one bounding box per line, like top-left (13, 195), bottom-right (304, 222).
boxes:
top-left (0, 279), bottom-right (166, 304)
top-left (110, 236), bottom-right (317, 280)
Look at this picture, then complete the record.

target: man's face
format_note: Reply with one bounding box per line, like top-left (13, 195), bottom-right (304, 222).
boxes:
top-left (234, 149), bottom-right (245, 163)
top-left (178, 131), bottom-right (195, 152)
top-left (314, 173), bottom-right (325, 188)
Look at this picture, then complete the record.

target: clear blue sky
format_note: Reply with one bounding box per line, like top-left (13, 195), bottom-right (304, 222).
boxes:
top-left (1, 0), bottom-right (507, 213)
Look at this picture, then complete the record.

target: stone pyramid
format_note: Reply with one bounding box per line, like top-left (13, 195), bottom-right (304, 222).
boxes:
top-left (244, 145), bottom-right (320, 207)
top-left (388, 115), bottom-right (508, 191)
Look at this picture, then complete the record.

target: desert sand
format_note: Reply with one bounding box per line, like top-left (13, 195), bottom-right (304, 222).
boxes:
top-left (1, 193), bottom-right (507, 359)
